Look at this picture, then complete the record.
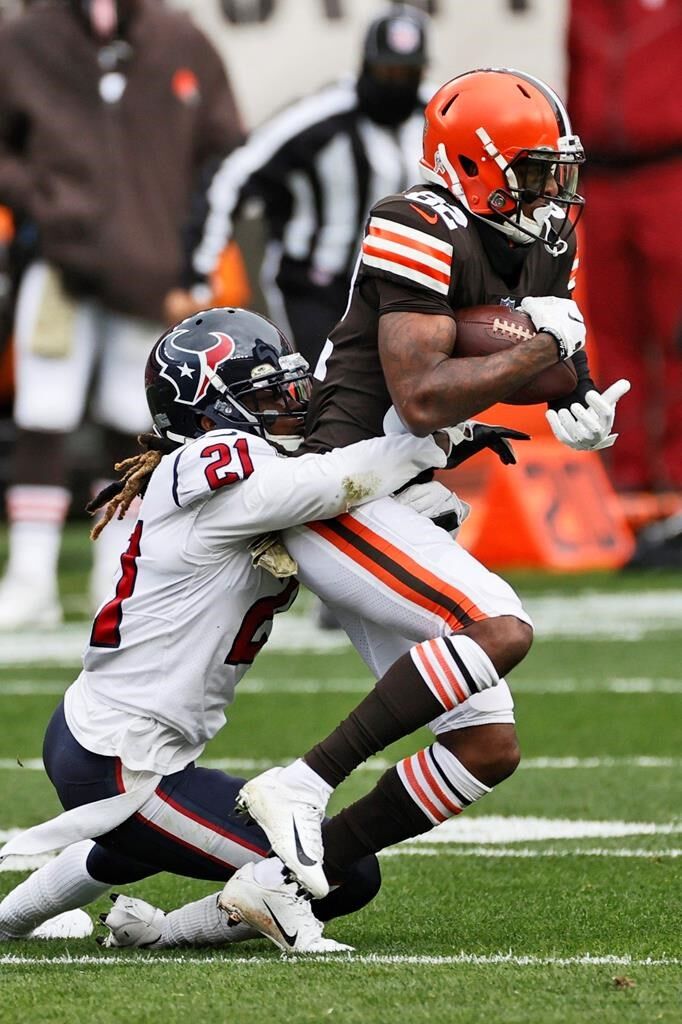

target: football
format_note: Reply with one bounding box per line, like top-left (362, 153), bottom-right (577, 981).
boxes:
top-left (453, 304), bottom-right (578, 405)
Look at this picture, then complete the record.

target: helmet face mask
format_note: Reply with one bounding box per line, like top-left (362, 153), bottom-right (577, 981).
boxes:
top-left (145, 308), bottom-right (312, 449)
top-left (420, 68), bottom-right (585, 255)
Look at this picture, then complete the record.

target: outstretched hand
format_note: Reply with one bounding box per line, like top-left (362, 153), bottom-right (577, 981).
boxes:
top-left (546, 378), bottom-right (631, 451)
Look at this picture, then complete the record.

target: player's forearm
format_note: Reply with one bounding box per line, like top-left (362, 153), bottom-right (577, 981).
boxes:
top-left (243, 433), bottom-right (447, 532)
top-left (394, 333), bottom-right (560, 433)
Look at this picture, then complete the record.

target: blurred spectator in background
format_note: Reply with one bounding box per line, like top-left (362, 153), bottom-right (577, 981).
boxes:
top-left (166, 3), bottom-right (433, 368)
top-left (567, 0), bottom-right (682, 493)
top-left (0, 0), bottom-right (244, 628)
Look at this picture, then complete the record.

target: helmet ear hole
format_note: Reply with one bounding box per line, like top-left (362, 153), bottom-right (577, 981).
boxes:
top-left (459, 155), bottom-right (478, 178)
top-left (440, 94), bottom-right (457, 117)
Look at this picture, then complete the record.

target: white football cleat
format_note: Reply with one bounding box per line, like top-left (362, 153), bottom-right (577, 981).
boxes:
top-left (97, 894), bottom-right (165, 948)
top-left (237, 767), bottom-right (329, 899)
top-left (0, 576), bottom-right (61, 630)
top-left (218, 862), bottom-right (352, 955)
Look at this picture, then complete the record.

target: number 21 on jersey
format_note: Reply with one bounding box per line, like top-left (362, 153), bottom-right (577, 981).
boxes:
top-left (201, 436), bottom-right (254, 490)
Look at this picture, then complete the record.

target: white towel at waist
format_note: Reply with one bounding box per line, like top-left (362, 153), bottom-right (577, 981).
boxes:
top-left (0, 771), bottom-right (161, 861)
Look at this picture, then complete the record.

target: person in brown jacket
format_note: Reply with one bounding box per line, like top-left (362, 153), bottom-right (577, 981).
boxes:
top-left (0, 0), bottom-right (244, 627)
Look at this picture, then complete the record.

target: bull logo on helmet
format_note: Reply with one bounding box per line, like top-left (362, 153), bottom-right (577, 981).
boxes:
top-left (156, 329), bottom-right (236, 405)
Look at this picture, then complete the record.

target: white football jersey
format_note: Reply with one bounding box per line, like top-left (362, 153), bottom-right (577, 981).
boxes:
top-left (64, 427), bottom-right (446, 774)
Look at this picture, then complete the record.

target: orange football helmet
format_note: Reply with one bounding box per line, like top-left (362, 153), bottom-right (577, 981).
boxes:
top-left (420, 68), bottom-right (584, 255)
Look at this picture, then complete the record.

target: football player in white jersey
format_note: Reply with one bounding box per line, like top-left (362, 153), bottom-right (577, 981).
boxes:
top-left (0, 306), bottom-right (461, 953)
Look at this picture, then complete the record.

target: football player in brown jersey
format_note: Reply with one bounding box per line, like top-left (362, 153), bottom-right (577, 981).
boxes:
top-left (215, 69), bottom-right (631, 946)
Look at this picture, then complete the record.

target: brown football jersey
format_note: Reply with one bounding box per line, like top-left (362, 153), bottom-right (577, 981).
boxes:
top-left (302, 184), bottom-right (578, 453)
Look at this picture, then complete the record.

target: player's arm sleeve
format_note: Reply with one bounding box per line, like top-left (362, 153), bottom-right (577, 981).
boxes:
top-left (224, 432), bottom-right (447, 537)
top-left (359, 198), bottom-right (456, 317)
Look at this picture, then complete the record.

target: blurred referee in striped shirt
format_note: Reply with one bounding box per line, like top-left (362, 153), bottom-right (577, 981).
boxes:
top-left (168, 4), bottom-right (433, 368)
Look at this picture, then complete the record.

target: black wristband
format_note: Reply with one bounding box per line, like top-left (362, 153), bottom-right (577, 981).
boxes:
top-left (541, 328), bottom-right (566, 362)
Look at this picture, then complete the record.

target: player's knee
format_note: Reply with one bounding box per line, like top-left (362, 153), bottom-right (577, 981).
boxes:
top-left (315, 853), bottom-right (382, 922)
top-left (502, 616), bottom-right (533, 669)
top-left (488, 731), bottom-right (522, 784)
top-left (465, 615), bottom-right (533, 677)
top-left (441, 724), bottom-right (521, 788)
top-left (470, 736), bottom-right (520, 787)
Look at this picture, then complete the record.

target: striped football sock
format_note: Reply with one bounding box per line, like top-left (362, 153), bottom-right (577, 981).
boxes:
top-left (305, 634), bottom-right (499, 788)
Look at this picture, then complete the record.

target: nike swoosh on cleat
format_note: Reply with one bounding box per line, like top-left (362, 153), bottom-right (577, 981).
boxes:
top-left (263, 901), bottom-right (298, 948)
top-left (409, 203), bottom-right (438, 224)
top-left (293, 819), bottom-right (318, 867)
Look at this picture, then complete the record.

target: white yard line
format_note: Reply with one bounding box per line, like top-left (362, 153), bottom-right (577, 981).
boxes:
top-left (4, 818), bottom-right (679, 845)
top-left (0, 755), bottom-right (678, 773)
top-left (393, 815), bottom-right (682, 844)
top-left (0, 952), bottom-right (679, 967)
top-left (1, 677), bottom-right (682, 697)
top-left (3, 846), bottom-right (680, 873)
top-left (0, 590), bottom-right (679, 666)
top-left (3, 816), bottom-right (680, 872)
top-left (381, 846), bottom-right (682, 859)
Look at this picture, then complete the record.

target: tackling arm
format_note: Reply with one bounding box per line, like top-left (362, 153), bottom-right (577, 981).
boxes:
top-left (228, 431), bottom-right (448, 537)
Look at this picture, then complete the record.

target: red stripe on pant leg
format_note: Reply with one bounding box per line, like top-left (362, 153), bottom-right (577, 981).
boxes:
top-left (133, 811), bottom-right (239, 871)
top-left (154, 787), bottom-right (266, 856)
top-left (309, 519), bottom-right (463, 630)
top-left (334, 513), bottom-right (485, 621)
top-left (114, 759), bottom-right (125, 795)
top-left (307, 516), bottom-right (486, 629)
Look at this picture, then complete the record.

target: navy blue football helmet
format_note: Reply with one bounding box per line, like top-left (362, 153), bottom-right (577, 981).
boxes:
top-left (145, 308), bottom-right (311, 446)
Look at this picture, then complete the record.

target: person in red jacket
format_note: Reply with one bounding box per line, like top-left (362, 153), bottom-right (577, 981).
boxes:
top-left (567, 0), bottom-right (682, 491)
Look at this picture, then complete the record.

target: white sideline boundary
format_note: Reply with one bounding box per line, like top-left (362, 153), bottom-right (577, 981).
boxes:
top-left (0, 952), bottom-right (680, 968)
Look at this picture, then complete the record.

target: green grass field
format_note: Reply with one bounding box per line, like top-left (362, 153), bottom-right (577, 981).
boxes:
top-left (1, 527), bottom-right (681, 1023)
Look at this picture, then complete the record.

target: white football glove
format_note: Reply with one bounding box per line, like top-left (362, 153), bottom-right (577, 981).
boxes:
top-left (545, 379), bottom-right (631, 451)
top-left (394, 481), bottom-right (471, 536)
top-left (519, 295), bottom-right (586, 361)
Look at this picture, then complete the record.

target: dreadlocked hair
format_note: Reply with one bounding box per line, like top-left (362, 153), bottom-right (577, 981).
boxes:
top-left (86, 432), bottom-right (181, 540)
